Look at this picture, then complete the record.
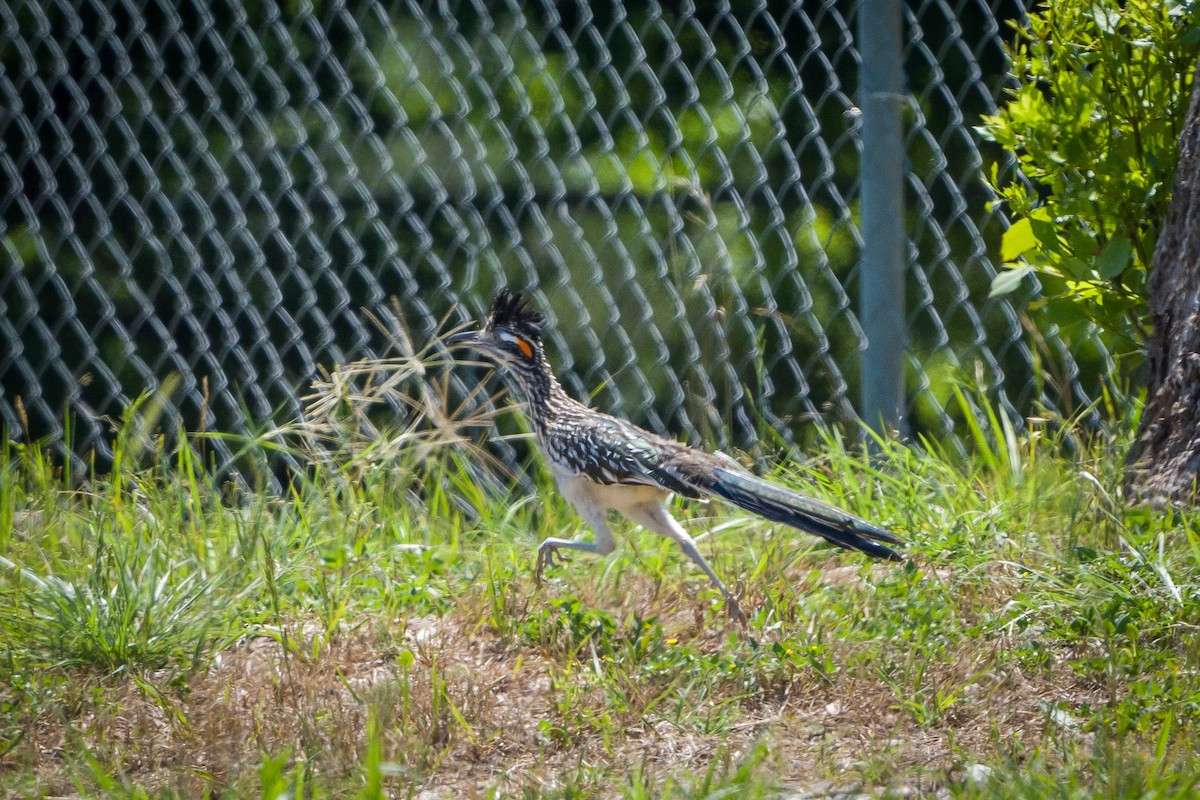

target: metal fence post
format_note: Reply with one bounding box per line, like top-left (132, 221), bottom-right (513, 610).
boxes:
top-left (858, 0), bottom-right (907, 437)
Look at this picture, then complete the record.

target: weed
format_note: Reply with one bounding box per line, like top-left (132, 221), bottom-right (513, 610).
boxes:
top-left (3, 346), bottom-right (1200, 796)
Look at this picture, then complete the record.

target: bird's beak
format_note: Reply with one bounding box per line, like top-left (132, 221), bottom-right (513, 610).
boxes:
top-left (444, 329), bottom-right (482, 348)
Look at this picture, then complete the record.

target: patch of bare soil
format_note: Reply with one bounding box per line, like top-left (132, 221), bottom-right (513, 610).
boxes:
top-left (1, 577), bottom-right (1103, 797)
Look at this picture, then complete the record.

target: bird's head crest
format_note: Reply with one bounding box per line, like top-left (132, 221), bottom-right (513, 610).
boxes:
top-left (486, 291), bottom-right (543, 347)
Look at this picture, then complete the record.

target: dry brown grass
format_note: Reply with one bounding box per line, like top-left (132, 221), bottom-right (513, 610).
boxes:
top-left (2, 562), bottom-right (1106, 798)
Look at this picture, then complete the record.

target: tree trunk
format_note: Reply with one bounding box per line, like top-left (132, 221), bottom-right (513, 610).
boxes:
top-left (1127, 66), bottom-right (1200, 502)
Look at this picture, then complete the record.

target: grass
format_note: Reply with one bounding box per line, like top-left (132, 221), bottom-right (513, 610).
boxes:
top-left (2, 344), bottom-right (1200, 797)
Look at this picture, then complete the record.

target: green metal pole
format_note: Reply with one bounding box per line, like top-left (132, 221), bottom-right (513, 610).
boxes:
top-left (858, 0), bottom-right (907, 436)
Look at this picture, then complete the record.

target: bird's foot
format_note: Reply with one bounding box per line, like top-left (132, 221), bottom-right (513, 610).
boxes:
top-left (725, 580), bottom-right (748, 626)
top-left (535, 542), bottom-right (568, 581)
top-left (725, 595), bottom-right (747, 626)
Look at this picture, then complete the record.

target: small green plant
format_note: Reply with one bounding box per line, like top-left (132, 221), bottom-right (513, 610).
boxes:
top-left (522, 598), bottom-right (620, 656)
top-left (978, 0), bottom-right (1199, 360)
top-left (0, 536), bottom-right (234, 673)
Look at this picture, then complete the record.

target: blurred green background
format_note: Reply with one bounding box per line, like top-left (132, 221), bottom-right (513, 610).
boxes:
top-left (0, 0), bottom-right (1105, 468)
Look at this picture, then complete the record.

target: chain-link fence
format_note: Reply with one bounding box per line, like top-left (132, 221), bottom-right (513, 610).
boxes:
top-left (1, 0), bottom-right (1108, 473)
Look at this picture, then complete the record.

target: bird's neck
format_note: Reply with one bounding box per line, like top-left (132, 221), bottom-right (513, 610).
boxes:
top-left (505, 350), bottom-right (569, 411)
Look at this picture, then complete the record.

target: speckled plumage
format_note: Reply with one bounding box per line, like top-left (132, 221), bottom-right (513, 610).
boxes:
top-left (447, 291), bottom-right (903, 622)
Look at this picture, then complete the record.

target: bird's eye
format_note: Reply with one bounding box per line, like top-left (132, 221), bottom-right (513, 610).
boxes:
top-left (497, 330), bottom-right (533, 358)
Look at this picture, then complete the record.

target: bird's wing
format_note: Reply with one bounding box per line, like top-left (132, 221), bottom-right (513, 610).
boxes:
top-left (542, 414), bottom-right (702, 498)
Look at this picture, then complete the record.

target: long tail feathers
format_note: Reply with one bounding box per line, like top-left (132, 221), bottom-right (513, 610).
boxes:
top-left (705, 467), bottom-right (903, 561)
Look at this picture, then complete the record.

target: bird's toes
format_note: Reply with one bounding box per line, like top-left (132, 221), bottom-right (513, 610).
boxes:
top-left (535, 543), bottom-right (567, 580)
top-left (726, 581), bottom-right (749, 626)
top-left (726, 597), bottom-right (748, 626)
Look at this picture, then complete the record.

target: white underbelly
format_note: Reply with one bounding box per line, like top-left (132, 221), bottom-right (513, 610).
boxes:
top-left (549, 463), bottom-right (671, 516)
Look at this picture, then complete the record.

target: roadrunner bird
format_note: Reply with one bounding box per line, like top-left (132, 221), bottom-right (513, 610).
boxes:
top-left (447, 291), bottom-right (902, 621)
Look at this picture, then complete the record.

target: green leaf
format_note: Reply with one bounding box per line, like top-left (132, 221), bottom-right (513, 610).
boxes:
top-left (1096, 235), bottom-right (1133, 279)
top-left (990, 265), bottom-right (1035, 298)
top-left (1028, 212), bottom-right (1061, 251)
top-left (1090, 5), bottom-right (1119, 34)
top-left (1001, 219), bottom-right (1037, 261)
top-left (1062, 256), bottom-right (1091, 279)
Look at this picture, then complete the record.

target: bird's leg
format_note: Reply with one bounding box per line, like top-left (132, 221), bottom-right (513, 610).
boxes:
top-left (535, 514), bottom-right (615, 582)
top-left (625, 502), bottom-right (747, 624)
top-left (675, 536), bottom-right (746, 624)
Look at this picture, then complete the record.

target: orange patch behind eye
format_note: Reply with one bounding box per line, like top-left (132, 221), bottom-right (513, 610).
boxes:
top-left (515, 338), bottom-right (533, 358)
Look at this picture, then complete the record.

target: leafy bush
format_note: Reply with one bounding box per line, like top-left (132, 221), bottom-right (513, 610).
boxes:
top-left (978, 0), bottom-right (1199, 365)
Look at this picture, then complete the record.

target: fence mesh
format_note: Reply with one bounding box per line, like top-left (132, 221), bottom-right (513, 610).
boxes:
top-left (0, 0), bottom-right (1107, 472)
